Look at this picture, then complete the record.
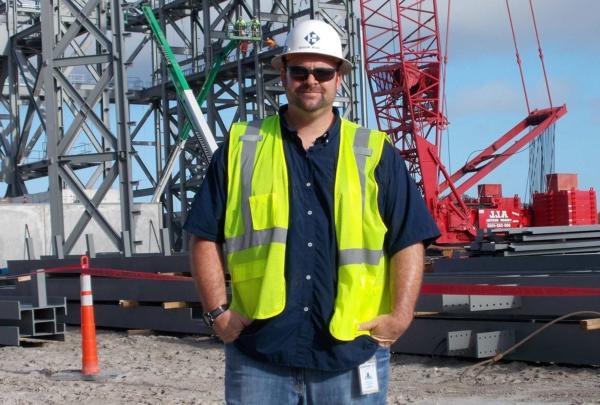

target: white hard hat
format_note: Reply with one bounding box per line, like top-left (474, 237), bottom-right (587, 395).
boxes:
top-left (272, 19), bottom-right (352, 75)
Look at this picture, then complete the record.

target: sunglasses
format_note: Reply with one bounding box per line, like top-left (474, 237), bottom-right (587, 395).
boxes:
top-left (287, 65), bottom-right (338, 82)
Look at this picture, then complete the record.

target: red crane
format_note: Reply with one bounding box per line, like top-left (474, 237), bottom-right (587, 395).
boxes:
top-left (359, 0), bottom-right (567, 244)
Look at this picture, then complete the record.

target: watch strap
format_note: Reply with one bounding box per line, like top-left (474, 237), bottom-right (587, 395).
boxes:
top-left (203, 304), bottom-right (229, 327)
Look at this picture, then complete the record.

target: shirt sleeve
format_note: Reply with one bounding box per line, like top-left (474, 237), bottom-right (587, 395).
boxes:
top-left (376, 142), bottom-right (440, 256)
top-left (182, 141), bottom-right (228, 243)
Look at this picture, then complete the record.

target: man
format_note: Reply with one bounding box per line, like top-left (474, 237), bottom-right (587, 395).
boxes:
top-left (185, 19), bottom-right (439, 404)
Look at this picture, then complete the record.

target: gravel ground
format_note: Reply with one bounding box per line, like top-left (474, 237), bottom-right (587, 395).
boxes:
top-left (0, 328), bottom-right (598, 404)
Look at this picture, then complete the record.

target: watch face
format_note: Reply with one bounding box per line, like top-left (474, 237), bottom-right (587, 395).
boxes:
top-left (202, 312), bottom-right (214, 327)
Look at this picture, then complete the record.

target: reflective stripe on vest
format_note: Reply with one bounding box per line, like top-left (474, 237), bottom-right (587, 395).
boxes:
top-left (338, 248), bottom-right (383, 266)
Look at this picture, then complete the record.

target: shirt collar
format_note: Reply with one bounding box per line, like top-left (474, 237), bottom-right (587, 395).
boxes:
top-left (278, 105), bottom-right (341, 147)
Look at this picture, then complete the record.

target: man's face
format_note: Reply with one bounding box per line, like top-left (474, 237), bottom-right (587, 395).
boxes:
top-left (281, 54), bottom-right (342, 115)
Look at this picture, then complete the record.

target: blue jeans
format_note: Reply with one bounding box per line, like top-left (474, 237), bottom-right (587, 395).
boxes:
top-left (225, 344), bottom-right (390, 405)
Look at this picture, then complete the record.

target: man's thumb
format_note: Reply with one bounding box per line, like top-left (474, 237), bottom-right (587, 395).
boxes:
top-left (358, 319), bottom-right (377, 331)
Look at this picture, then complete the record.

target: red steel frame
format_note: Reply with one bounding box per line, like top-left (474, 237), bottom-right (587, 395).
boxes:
top-left (359, 0), bottom-right (567, 244)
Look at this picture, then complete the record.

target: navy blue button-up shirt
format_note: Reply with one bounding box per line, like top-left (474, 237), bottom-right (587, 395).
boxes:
top-left (184, 106), bottom-right (440, 371)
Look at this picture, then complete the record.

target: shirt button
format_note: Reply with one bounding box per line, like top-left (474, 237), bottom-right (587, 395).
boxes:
top-left (307, 210), bottom-right (313, 216)
top-left (307, 242), bottom-right (313, 247)
top-left (306, 182), bottom-right (311, 187)
top-left (305, 275), bottom-right (311, 280)
top-left (303, 307), bottom-right (309, 312)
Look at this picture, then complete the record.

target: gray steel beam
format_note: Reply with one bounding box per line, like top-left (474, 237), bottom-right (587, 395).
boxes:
top-left (431, 254), bottom-right (600, 274)
top-left (0, 327), bottom-right (20, 346)
top-left (25, 237), bottom-right (36, 260)
top-left (26, 277), bottom-right (199, 303)
top-left (521, 231), bottom-right (600, 242)
top-left (65, 303), bottom-right (209, 335)
top-left (509, 239), bottom-right (600, 252)
top-left (111, 0), bottom-right (137, 256)
top-left (7, 41), bottom-right (25, 197)
top-left (417, 293), bottom-right (600, 318)
top-left (393, 317), bottom-right (600, 366)
top-left (60, 152), bottom-right (117, 165)
top-left (504, 246), bottom-right (600, 256)
top-left (0, 301), bottom-right (21, 320)
top-left (53, 235), bottom-right (64, 259)
top-left (31, 271), bottom-right (48, 307)
top-left (496, 224), bottom-right (600, 235)
top-left (161, 228), bottom-right (172, 256)
top-left (40, 1), bottom-right (65, 248)
top-left (85, 234), bottom-right (96, 259)
top-left (53, 54), bottom-right (113, 68)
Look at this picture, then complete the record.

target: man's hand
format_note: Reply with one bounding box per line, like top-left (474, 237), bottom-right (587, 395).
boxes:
top-left (357, 312), bottom-right (414, 348)
top-left (213, 309), bottom-right (252, 343)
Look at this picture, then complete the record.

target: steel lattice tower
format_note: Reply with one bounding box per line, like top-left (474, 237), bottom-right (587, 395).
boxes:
top-left (0, 0), bottom-right (361, 256)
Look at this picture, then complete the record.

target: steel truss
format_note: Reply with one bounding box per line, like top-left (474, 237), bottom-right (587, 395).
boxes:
top-left (0, 0), bottom-right (361, 255)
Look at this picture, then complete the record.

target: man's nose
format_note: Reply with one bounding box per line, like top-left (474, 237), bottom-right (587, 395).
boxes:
top-left (305, 71), bottom-right (319, 84)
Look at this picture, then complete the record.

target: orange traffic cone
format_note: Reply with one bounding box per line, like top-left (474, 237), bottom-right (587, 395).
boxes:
top-left (80, 256), bottom-right (99, 375)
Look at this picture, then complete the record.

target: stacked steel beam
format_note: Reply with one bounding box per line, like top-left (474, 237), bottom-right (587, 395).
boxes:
top-left (6, 255), bottom-right (210, 335)
top-left (8, 253), bottom-right (600, 365)
top-left (468, 225), bottom-right (600, 256)
top-left (0, 273), bottom-right (67, 346)
top-left (394, 254), bottom-right (600, 365)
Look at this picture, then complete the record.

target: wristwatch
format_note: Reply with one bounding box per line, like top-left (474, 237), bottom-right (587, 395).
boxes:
top-left (202, 304), bottom-right (229, 327)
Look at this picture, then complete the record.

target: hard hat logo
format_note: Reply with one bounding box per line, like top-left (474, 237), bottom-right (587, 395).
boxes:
top-left (271, 19), bottom-right (353, 75)
top-left (304, 32), bottom-right (320, 46)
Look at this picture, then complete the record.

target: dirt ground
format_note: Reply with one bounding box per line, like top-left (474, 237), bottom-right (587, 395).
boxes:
top-left (0, 328), bottom-right (598, 405)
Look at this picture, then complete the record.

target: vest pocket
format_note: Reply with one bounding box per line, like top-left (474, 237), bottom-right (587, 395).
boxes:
top-left (248, 193), bottom-right (277, 230)
top-left (330, 262), bottom-right (389, 340)
top-left (228, 250), bottom-right (269, 318)
top-left (228, 244), bottom-right (286, 319)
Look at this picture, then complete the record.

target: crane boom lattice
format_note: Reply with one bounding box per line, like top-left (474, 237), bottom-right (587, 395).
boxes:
top-left (360, 0), bottom-right (568, 244)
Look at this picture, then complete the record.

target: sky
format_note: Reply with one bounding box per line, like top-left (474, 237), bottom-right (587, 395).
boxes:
top-left (431, 0), bottom-right (600, 200)
top-left (1, 0), bottom-right (598, 206)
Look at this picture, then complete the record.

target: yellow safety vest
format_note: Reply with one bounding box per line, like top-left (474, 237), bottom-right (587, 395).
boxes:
top-left (224, 115), bottom-right (389, 341)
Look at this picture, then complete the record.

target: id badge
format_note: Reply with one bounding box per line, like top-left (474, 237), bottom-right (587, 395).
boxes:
top-left (358, 355), bottom-right (379, 395)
